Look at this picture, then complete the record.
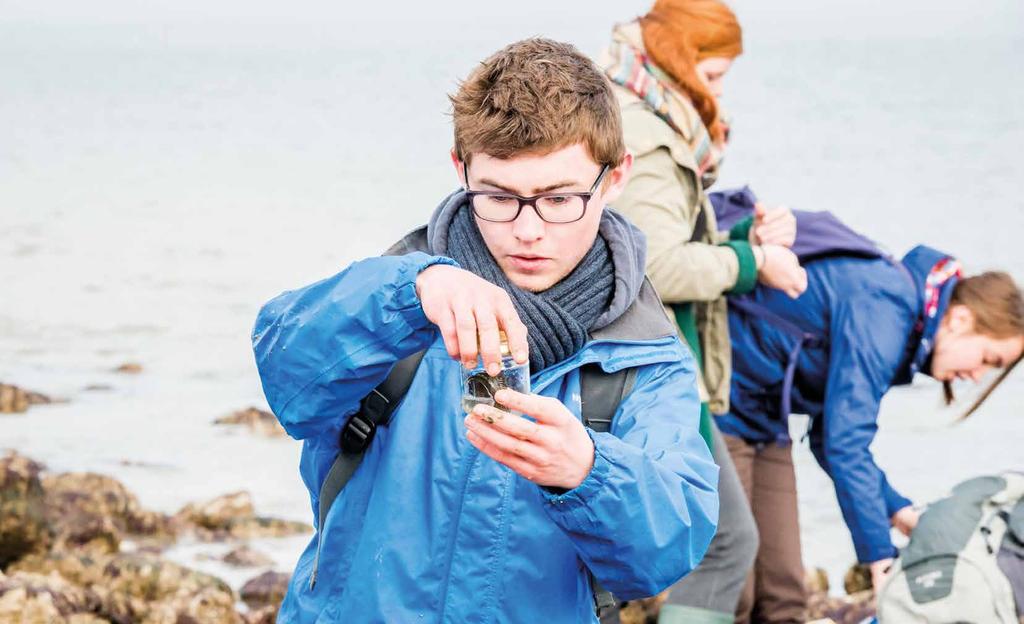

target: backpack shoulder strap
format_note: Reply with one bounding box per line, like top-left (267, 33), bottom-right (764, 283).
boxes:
top-left (729, 295), bottom-right (826, 429)
top-left (580, 363), bottom-right (638, 434)
top-left (578, 363), bottom-right (638, 617)
top-left (309, 349), bottom-right (426, 589)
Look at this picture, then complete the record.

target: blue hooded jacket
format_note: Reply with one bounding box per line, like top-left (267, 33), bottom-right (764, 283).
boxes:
top-left (717, 245), bottom-right (956, 563)
top-left (252, 194), bottom-right (719, 623)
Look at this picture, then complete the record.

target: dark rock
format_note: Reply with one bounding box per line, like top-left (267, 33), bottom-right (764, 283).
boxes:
top-left (49, 508), bottom-right (120, 556)
top-left (212, 517), bottom-right (311, 541)
top-left (0, 452), bottom-right (51, 566)
top-left (0, 383), bottom-right (52, 414)
top-left (241, 604), bottom-right (278, 624)
top-left (112, 363), bottom-right (143, 375)
top-left (805, 566), bottom-right (830, 595)
top-left (0, 569), bottom-right (99, 621)
top-left (213, 408), bottom-right (285, 438)
top-left (175, 492), bottom-right (255, 531)
top-left (843, 563), bottom-right (872, 595)
top-left (83, 385), bottom-right (114, 392)
top-left (618, 590), bottom-right (668, 624)
top-left (174, 492), bottom-right (309, 541)
top-left (42, 472), bottom-right (169, 538)
top-left (221, 546), bottom-right (274, 569)
top-left (806, 565), bottom-right (876, 624)
top-left (239, 571), bottom-right (289, 610)
top-left (10, 552), bottom-right (241, 624)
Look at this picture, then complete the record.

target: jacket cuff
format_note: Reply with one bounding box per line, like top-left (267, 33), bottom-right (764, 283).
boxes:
top-left (540, 429), bottom-right (610, 510)
top-left (857, 540), bottom-right (899, 564)
top-left (729, 216), bottom-right (754, 242)
top-left (720, 241), bottom-right (758, 295)
top-left (883, 490), bottom-right (913, 520)
top-left (402, 254), bottom-right (459, 324)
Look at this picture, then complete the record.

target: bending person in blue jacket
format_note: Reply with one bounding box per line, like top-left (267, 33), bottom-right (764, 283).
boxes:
top-left (719, 239), bottom-right (1024, 618)
top-left (252, 39), bottom-right (719, 624)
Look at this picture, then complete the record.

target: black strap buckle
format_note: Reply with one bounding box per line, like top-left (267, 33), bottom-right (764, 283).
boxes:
top-left (341, 388), bottom-right (390, 453)
top-left (340, 413), bottom-right (375, 453)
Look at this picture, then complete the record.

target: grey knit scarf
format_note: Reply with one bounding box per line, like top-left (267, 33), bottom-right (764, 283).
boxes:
top-left (445, 204), bottom-right (615, 372)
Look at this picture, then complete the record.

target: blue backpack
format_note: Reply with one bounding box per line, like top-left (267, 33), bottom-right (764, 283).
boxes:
top-left (710, 187), bottom-right (891, 421)
top-left (711, 186), bottom-right (884, 262)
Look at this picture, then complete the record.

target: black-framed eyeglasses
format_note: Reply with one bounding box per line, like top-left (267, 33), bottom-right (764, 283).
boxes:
top-left (463, 163), bottom-right (610, 224)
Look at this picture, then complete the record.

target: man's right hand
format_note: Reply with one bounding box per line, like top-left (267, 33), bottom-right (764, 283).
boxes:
top-left (416, 264), bottom-right (529, 374)
top-left (756, 244), bottom-right (807, 299)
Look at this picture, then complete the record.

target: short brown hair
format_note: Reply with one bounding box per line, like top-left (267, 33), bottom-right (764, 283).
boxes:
top-left (450, 38), bottom-right (626, 168)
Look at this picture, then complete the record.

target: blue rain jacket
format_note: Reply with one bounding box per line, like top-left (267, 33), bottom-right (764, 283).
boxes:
top-left (253, 250), bottom-right (719, 623)
top-left (717, 245), bottom-right (954, 563)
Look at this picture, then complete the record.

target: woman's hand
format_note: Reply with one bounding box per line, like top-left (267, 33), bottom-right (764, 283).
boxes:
top-left (870, 558), bottom-right (894, 592)
top-left (463, 389), bottom-right (595, 490)
top-left (892, 505), bottom-right (920, 537)
top-left (751, 202), bottom-right (797, 248)
top-left (755, 245), bottom-right (807, 298)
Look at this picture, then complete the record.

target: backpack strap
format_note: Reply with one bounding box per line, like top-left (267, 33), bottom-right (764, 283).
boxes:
top-left (580, 363), bottom-right (638, 434)
top-left (579, 363), bottom-right (638, 617)
top-left (689, 205), bottom-right (708, 244)
top-left (729, 296), bottom-right (825, 426)
top-left (310, 354), bottom-right (639, 619)
top-left (309, 349), bottom-right (426, 589)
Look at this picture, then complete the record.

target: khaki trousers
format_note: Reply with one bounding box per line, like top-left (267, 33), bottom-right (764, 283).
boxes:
top-left (723, 434), bottom-right (808, 624)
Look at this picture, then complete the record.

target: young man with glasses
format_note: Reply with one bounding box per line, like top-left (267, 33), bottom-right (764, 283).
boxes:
top-left (253, 38), bottom-right (718, 623)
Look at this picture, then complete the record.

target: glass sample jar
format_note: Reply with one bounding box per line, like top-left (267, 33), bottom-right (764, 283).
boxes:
top-left (460, 331), bottom-right (530, 420)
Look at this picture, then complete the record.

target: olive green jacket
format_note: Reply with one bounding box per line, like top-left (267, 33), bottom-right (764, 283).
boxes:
top-left (612, 85), bottom-right (757, 414)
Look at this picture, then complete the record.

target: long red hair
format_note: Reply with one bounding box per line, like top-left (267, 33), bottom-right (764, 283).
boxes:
top-left (640, 0), bottom-right (743, 144)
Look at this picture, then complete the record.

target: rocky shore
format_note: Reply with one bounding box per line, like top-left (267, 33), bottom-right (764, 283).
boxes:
top-left (2, 383), bottom-right (877, 624)
top-left (614, 568), bottom-right (875, 624)
top-left (0, 382), bottom-right (309, 624)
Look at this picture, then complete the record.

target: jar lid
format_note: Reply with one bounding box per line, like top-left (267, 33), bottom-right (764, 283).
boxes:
top-left (478, 330), bottom-right (512, 357)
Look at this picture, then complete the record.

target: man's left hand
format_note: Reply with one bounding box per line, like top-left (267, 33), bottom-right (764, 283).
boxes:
top-left (464, 388), bottom-right (594, 490)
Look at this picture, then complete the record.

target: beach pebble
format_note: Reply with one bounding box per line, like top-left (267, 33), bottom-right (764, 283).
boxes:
top-left (239, 571), bottom-right (289, 610)
top-left (617, 590), bottom-right (668, 624)
top-left (112, 363), bottom-right (143, 374)
top-left (805, 566), bottom-right (830, 594)
top-left (242, 604), bottom-right (279, 624)
top-left (0, 383), bottom-right (52, 414)
top-left (222, 545), bottom-right (274, 568)
top-left (843, 563), bottom-right (872, 595)
top-left (806, 564), bottom-right (876, 624)
top-left (213, 407), bottom-right (286, 438)
top-left (176, 491), bottom-right (256, 530)
top-left (174, 491), bottom-right (310, 541)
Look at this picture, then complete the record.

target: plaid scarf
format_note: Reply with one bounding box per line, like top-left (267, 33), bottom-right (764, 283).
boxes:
top-left (923, 257), bottom-right (963, 322)
top-left (602, 21), bottom-right (727, 188)
top-left (908, 255), bottom-right (962, 379)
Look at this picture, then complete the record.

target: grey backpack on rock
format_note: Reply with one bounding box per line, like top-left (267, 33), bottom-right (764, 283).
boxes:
top-left (878, 472), bottom-right (1024, 623)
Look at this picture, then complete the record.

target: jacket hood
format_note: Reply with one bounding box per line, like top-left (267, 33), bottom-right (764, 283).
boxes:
top-left (900, 244), bottom-right (959, 377)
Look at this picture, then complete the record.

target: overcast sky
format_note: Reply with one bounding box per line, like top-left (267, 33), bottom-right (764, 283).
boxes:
top-left (2, 0), bottom-right (1021, 41)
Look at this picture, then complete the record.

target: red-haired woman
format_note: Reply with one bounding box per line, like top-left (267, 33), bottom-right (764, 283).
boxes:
top-left (603, 1), bottom-right (806, 622)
